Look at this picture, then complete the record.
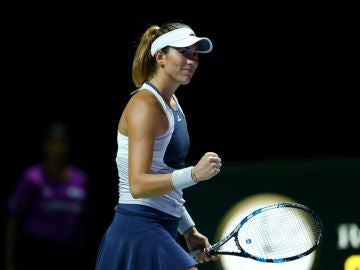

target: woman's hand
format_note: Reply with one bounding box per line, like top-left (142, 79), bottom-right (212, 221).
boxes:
top-left (183, 226), bottom-right (219, 264)
top-left (192, 152), bottom-right (222, 182)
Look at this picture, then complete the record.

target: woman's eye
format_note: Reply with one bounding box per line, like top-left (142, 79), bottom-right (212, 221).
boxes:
top-left (177, 48), bottom-right (198, 58)
top-left (177, 49), bottom-right (187, 55)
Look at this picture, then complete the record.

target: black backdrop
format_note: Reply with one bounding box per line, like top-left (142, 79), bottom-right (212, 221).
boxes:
top-left (2, 3), bottom-right (359, 270)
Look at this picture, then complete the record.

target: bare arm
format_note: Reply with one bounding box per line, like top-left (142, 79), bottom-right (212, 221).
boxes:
top-left (121, 90), bottom-right (175, 198)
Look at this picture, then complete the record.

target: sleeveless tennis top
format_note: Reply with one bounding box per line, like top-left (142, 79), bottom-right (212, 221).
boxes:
top-left (117, 81), bottom-right (190, 218)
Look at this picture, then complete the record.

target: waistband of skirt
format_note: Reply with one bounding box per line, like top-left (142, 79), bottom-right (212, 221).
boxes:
top-left (115, 203), bottom-right (180, 222)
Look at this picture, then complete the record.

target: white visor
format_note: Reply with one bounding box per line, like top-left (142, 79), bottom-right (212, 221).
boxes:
top-left (150, 27), bottom-right (213, 56)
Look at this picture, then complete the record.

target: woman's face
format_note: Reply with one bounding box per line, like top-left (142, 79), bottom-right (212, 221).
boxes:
top-left (162, 44), bottom-right (199, 85)
top-left (43, 130), bottom-right (70, 162)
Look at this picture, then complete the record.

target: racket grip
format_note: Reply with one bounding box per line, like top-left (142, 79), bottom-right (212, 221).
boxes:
top-left (188, 248), bottom-right (206, 258)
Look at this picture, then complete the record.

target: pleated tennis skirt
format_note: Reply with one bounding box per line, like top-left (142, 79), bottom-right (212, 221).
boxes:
top-left (95, 204), bottom-right (198, 270)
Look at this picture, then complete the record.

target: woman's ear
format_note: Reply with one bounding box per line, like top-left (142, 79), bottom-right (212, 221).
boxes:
top-left (155, 50), bottom-right (165, 68)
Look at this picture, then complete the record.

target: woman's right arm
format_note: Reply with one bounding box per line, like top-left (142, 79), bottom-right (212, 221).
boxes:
top-left (121, 91), bottom-right (176, 198)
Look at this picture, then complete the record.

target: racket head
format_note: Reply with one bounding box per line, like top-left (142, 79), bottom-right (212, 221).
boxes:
top-left (230, 202), bottom-right (323, 262)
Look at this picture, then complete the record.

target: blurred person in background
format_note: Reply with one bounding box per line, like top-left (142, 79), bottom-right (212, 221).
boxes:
top-left (4, 122), bottom-right (93, 270)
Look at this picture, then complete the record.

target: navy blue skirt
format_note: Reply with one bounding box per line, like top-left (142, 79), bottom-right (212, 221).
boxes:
top-left (95, 204), bottom-right (198, 270)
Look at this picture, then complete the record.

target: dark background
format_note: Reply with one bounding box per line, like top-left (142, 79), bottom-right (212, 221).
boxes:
top-left (2, 3), bottom-right (359, 270)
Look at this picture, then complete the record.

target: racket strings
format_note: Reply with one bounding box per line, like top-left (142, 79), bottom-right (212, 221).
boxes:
top-left (236, 207), bottom-right (321, 260)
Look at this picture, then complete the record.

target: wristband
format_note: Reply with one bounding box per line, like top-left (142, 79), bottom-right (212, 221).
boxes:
top-left (178, 209), bottom-right (195, 234)
top-left (172, 166), bottom-right (198, 190)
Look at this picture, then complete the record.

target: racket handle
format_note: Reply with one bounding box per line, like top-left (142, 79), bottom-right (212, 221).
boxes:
top-left (189, 248), bottom-right (206, 258)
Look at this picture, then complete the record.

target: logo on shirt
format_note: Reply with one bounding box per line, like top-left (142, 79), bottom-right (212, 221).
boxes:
top-left (177, 114), bottom-right (182, 122)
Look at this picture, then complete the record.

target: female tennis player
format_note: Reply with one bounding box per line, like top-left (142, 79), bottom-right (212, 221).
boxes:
top-left (95, 22), bottom-right (221, 270)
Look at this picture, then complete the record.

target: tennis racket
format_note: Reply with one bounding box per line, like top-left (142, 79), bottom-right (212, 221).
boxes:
top-left (189, 202), bottom-right (323, 263)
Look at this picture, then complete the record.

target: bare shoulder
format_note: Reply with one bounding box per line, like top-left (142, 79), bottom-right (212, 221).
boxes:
top-left (122, 90), bottom-right (168, 136)
top-left (120, 90), bottom-right (157, 135)
top-left (127, 90), bottom-right (161, 109)
top-left (125, 90), bottom-right (166, 123)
